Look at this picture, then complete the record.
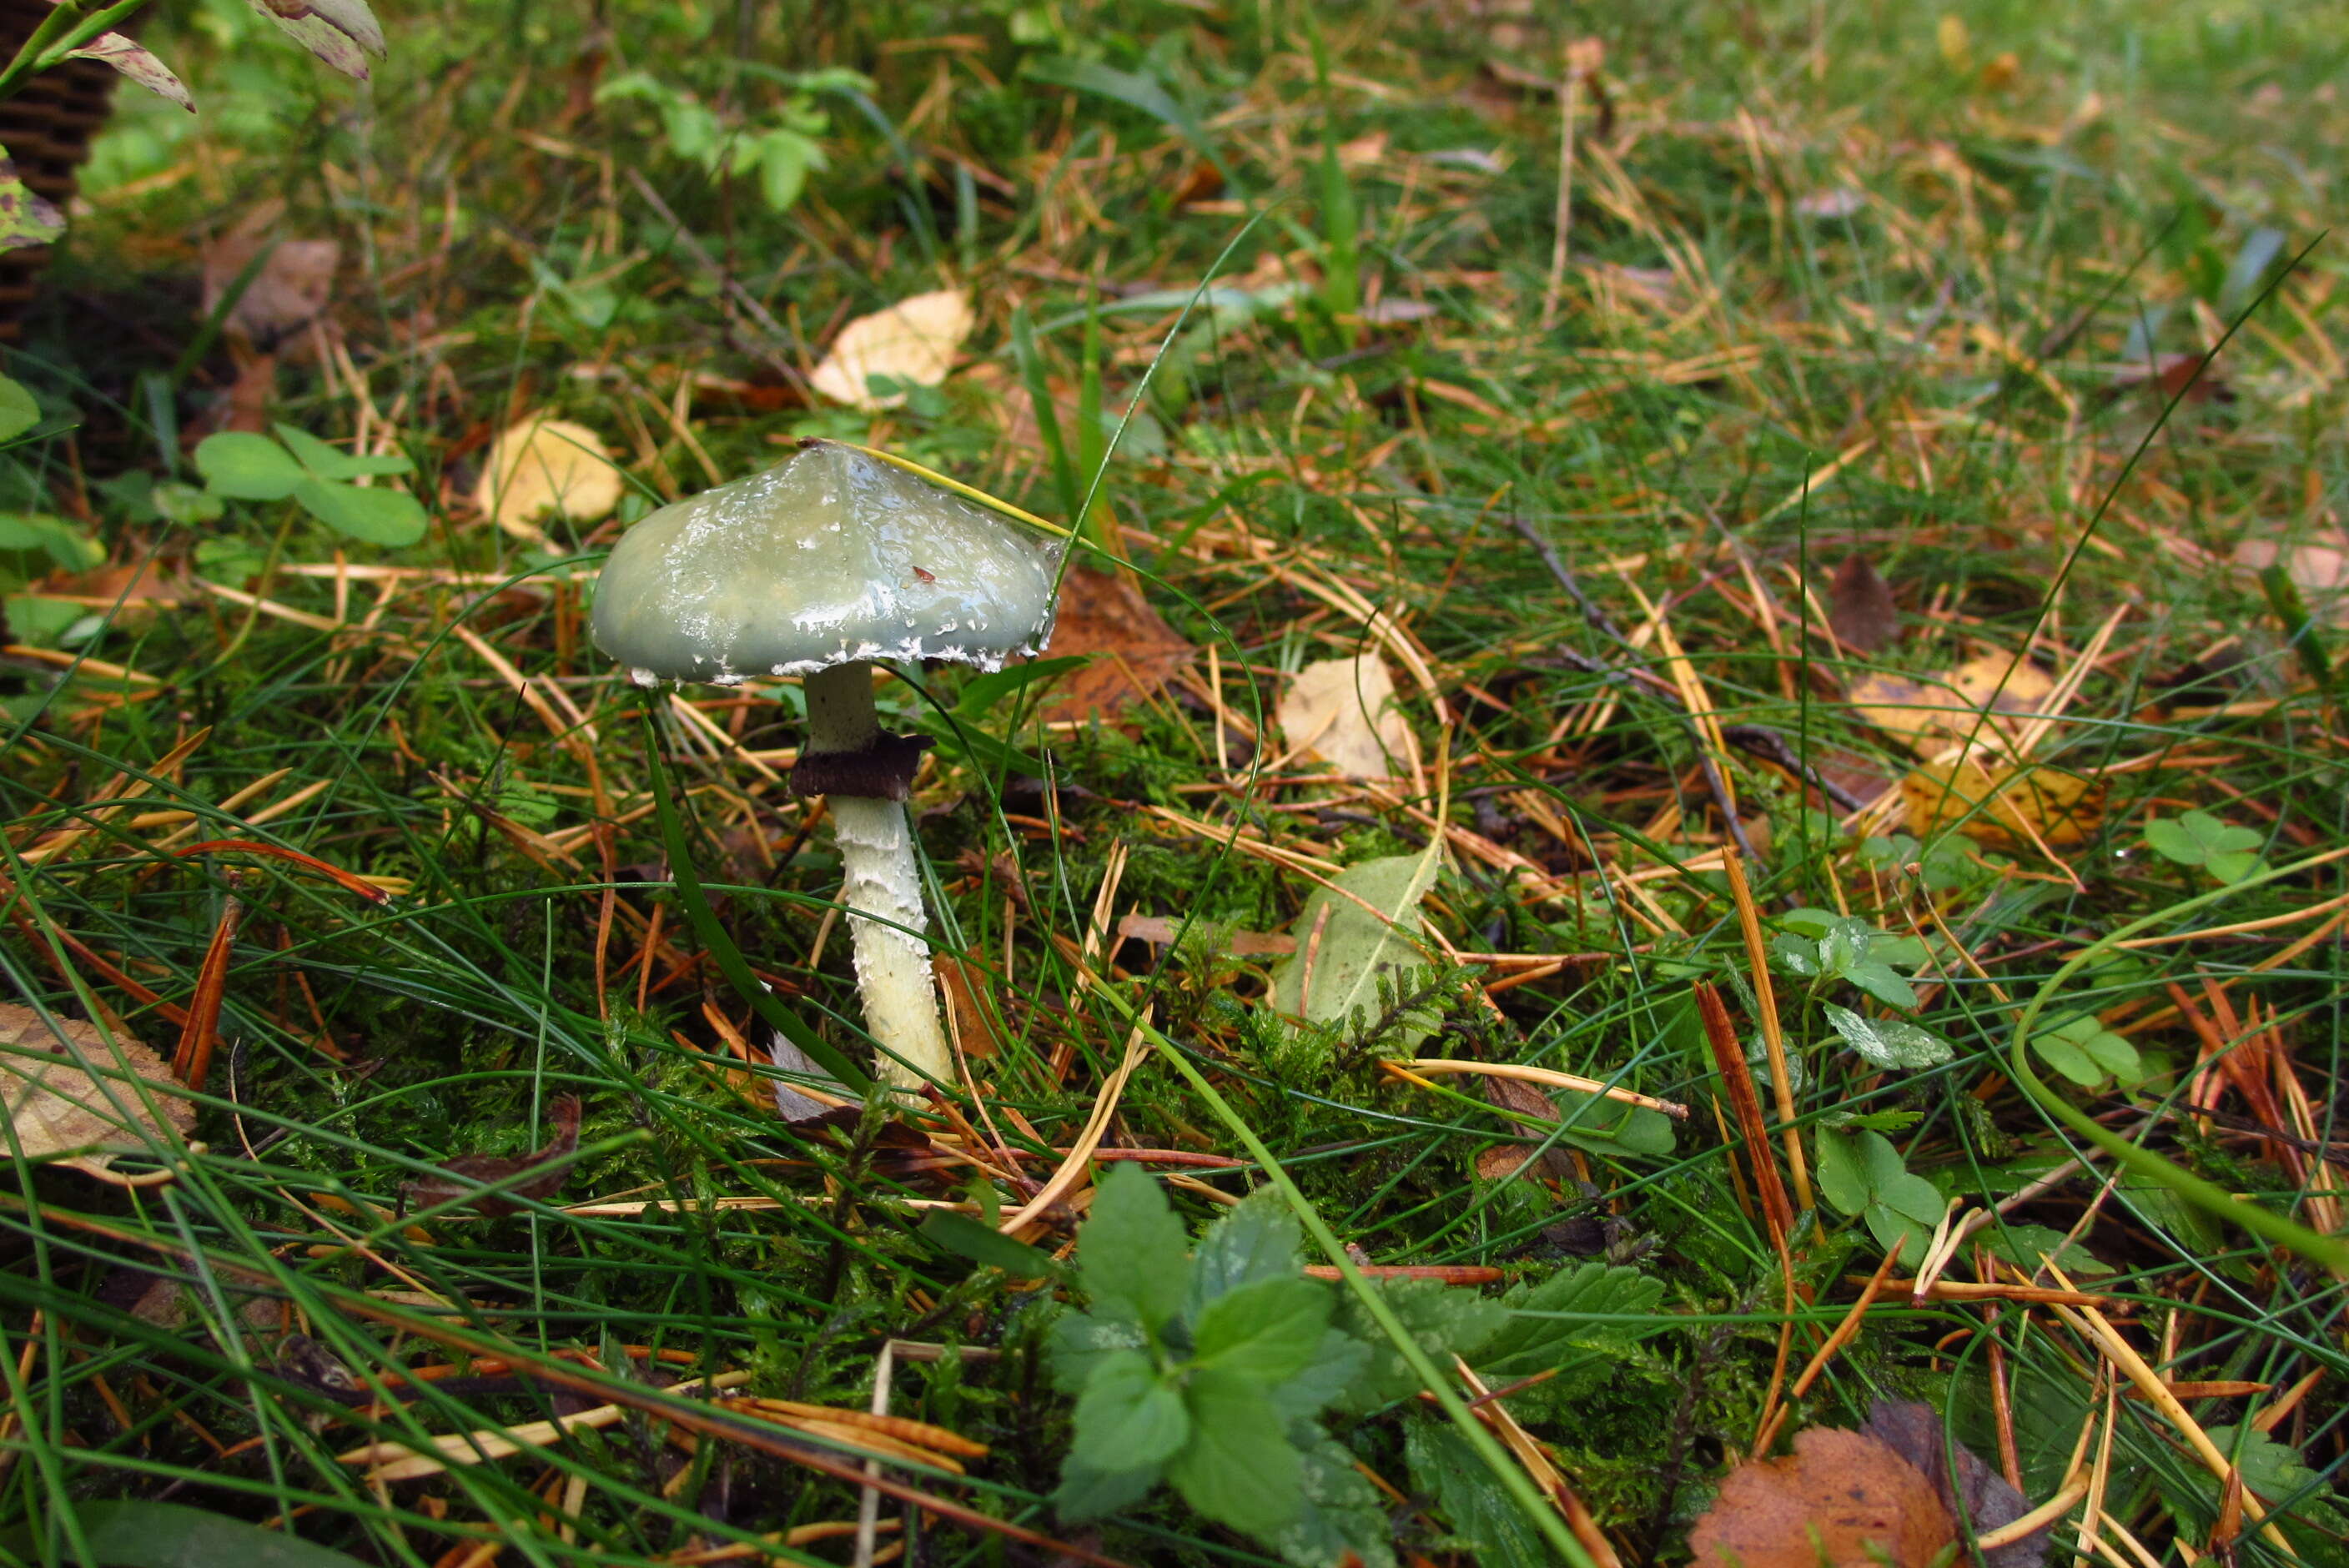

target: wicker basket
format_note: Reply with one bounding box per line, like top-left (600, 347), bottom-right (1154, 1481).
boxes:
top-left (0, 0), bottom-right (125, 339)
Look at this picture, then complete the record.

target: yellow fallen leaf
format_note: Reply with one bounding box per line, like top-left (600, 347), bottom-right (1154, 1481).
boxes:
top-left (808, 289), bottom-right (975, 411)
top-left (1849, 652), bottom-right (2055, 754)
top-left (1902, 759), bottom-right (2103, 851)
top-left (1275, 655), bottom-right (1417, 780)
top-left (472, 415), bottom-right (623, 543)
top-left (1, 1005), bottom-right (194, 1174)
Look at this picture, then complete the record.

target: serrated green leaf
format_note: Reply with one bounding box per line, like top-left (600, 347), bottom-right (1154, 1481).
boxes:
top-left (1474, 1262), bottom-right (1666, 1410)
top-left (1187, 1189), bottom-right (1303, 1315)
top-left (1071, 1349), bottom-right (1190, 1467)
top-left (1822, 1003), bottom-right (1952, 1069)
top-left (0, 1501), bottom-right (373, 1568)
top-left (293, 478), bottom-right (427, 546)
top-left (1054, 1453), bottom-right (1163, 1523)
top-left (195, 432), bottom-right (306, 500)
top-left (1167, 1368), bottom-right (1304, 1535)
top-left (1408, 1422), bottom-right (1547, 1568)
top-left (1265, 1327), bottom-right (1371, 1421)
top-left (1047, 1306), bottom-right (1146, 1396)
top-left (0, 374), bottom-right (38, 442)
top-left (1079, 1161), bottom-right (1190, 1334)
top-left (1191, 1275), bottom-right (1330, 1382)
top-left (1334, 1278), bottom-right (1507, 1414)
top-left (920, 1210), bottom-right (1061, 1279)
top-left (1263, 1431), bottom-right (1398, 1568)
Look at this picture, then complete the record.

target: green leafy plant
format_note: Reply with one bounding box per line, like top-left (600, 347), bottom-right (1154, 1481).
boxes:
top-left (595, 68), bottom-right (869, 213)
top-left (194, 427), bottom-right (427, 548)
top-left (1820, 1001), bottom-right (1954, 1070)
top-left (1047, 1165), bottom-right (1387, 1561)
top-left (1815, 1127), bottom-right (1946, 1261)
top-left (1771, 909), bottom-right (1927, 1009)
top-left (2143, 810), bottom-right (2264, 883)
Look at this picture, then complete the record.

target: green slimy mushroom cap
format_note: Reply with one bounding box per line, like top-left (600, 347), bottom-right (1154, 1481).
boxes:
top-left (591, 440), bottom-right (1064, 686)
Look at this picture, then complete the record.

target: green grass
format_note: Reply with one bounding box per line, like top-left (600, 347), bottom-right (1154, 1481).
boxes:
top-left (6, 0), bottom-right (2349, 1561)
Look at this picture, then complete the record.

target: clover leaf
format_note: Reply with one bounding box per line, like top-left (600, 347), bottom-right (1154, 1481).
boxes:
top-left (1822, 1002), bottom-right (1953, 1070)
top-left (195, 426), bottom-right (427, 548)
top-left (2031, 1013), bottom-right (2143, 1089)
top-left (1815, 1128), bottom-right (1947, 1262)
top-left (2144, 810), bottom-right (2263, 883)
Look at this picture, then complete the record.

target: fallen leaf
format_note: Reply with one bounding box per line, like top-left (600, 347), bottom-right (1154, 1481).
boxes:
top-left (1828, 555), bottom-right (1899, 653)
top-left (767, 1034), bottom-right (851, 1125)
top-left (1902, 758), bottom-right (2104, 851)
top-left (1847, 652), bottom-right (2054, 754)
top-left (1269, 852), bottom-right (1441, 1041)
top-left (1863, 1400), bottom-right (2050, 1568)
top-left (1479, 1076), bottom-right (1577, 1183)
top-left (472, 415), bottom-right (623, 543)
top-left (203, 218), bottom-right (340, 358)
top-left (0, 1005), bottom-right (194, 1175)
top-left (808, 289), bottom-right (975, 411)
top-left (1277, 655), bottom-right (1417, 780)
top-left (1688, 1425), bottom-right (1955, 1568)
top-left (937, 954), bottom-right (1009, 1060)
top-left (1038, 565), bottom-right (1195, 724)
top-left (1115, 912), bottom-right (1296, 956)
top-left (401, 1096), bottom-right (581, 1216)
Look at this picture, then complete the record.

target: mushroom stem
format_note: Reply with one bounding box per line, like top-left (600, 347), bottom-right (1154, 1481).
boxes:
top-left (802, 661), bottom-right (949, 1091)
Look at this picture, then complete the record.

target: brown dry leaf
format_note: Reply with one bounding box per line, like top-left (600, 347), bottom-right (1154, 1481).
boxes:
top-left (1848, 652), bottom-right (2054, 754)
top-left (401, 1096), bottom-right (581, 1216)
top-left (1828, 555), bottom-right (1899, 654)
top-left (938, 955), bottom-right (1009, 1060)
top-left (1688, 1426), bottom-right (1956, 1568)
top-left (472, 415), bottom-right (623, 544)
top-left (1902, 758), bottom-right (2104, 851)
top-left (1115, 913), bottom-right (1295, 957)
top-left (1863, 1400), bottom-right (2050, 1568)
top-left (807, 289), bottom-right (974, 411)
top-left (1276, 655), bottom-right (1417, 780)
top-left (0, 1005), bottom-right (194, 1175)
top-left (1039, 565), bottom-right (1195, 724)
top-left (202, 217), bottom-right (340, 358)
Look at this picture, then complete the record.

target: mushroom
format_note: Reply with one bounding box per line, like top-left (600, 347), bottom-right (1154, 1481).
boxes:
top-left (591, 439), bottom-right (1064, 1089)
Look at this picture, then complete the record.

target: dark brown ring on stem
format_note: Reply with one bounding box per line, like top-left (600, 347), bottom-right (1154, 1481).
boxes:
top-left (789, 731), bottom-right (933, 802)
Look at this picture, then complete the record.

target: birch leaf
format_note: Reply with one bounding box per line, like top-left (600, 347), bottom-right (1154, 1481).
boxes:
top-left (1275, 655), bottom-right (1416, 780)
top-left (0, 1006), bottom-right (194, 1174)
top-left (472, 415), bottom-right (623, 543)
top-left (808, 289), bottom-right (975, 411)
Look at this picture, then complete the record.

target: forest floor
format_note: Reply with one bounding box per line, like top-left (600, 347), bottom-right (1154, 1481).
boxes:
top-left (5, 0), bottom-right (2349, 1564)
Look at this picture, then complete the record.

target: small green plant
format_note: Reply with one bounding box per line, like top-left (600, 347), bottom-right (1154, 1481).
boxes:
top-left (194, 427), bottom-right (428, 548)
top-left (595, 68), bottom-right (869, 214)
top-left (1772, 910), bottom-right (1952, 1069)
top-left (1814, 1128), bottom-right (1946, 1261)
top-left (2030, 1013), bottom-right (2143, 1090)
top-left (2143, 810), bottom-right (2264, 883)
top-left (1046, 1164), bottom-right (1380, 1551)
